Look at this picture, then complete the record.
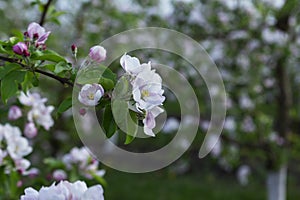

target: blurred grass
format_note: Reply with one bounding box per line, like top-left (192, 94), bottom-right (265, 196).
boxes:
top-left (104, 169), bottom-right (300, 200)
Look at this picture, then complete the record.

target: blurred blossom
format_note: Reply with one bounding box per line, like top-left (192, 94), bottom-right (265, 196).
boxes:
top-left (241, 116), bottom-right (256, 133)
top-left (78, 84), bottom-right (104, 106)
top-left (163, 117), bottom-right (180, 133)
top-left (264, 78), bottom-right (275, 88)
top-left (24, 122), bottom-right (38, 138)
top-left (224, 117), bottom-right (236, 132)
top-left (24, 168), bottom-right (40, 177)
top-left (19, 91), bottom-right (47, 107)
top-left (62, 147), bottom-right (105, 179)
top-left (15, 158), bottom-right (31, 174)
top-left (201, 120), bottom-right (210, 131)
top-left (53, 169), bottom-right (67, 181)
top-left (28, 104), bottom-right (54, 131)
top-left (253, 85), bottom-right (263, 93)
top-left (8, 105), bottom-right (22, 120)
top-left (269, 132), bottom-right (285, 146)
top-left (237, 165), bottom-right (251, 186)
top-left (20, 181), bottom-right (104, 200)
top-left (239, 94), bottom-right (254, 110)
top-left (262, 28), bottom-right (288, 46)
top-left (89, 45), bottom-right (106, 63)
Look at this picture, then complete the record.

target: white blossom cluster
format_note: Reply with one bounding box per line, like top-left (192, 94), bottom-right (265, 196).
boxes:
top-left (20, 180), bottom-right (104, 200)
top-left (62, 147), bottom-right (105, 179)
top-left (0, 123), bottom-right (32, 175)
top-left (120, 54), bottom-right (165, 136)
top-left (18, 91), bottom-right (54, 137)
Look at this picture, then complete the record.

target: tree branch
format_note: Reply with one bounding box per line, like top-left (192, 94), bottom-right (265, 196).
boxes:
top-left (0, 55), bottom-right (73, 87)
top-left (39, 0), bottom-right (54, 26)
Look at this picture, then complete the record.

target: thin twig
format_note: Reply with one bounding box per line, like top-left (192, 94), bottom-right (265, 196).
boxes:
top-left (39, 0), bottom-right (54, 26)
top-left (0, 55), bottom-right (73, 87)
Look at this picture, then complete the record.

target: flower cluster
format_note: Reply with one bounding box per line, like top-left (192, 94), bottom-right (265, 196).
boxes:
top-left (13, 22), bottom-right (50, 56)
top-left (0, 123), bottom-right (33, 175)
top-left (20, 180), bottom-right (104, 200)
top-left (18, 91), bottom-right (54, 138)
top-left (61, 147), bottom-right (105, 179)
top-left (120, 54), bottom-right (165, 136)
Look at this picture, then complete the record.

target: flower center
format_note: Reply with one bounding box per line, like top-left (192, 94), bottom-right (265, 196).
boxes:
top-left (141, 90), bottom-right (149, 98)
top-left (88, 93), bottom-right (95, 100)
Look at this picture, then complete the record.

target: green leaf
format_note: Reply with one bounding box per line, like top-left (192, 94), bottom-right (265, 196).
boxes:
top-left (8, 37), bottom-right (20, 45)
top-left (1, 70), bottom-right (26, 103)
top-left (90, 171), bottom-right (107, 187)
top-left (77, 65), bottom-right (117, 90)
top-left (112, 99), bottom-right (138, 144)
top-left (44, 158), bottom-right (65, 169)
top-left (102, 105), bottom-right (117, 138)
top-left (31, 50), bottom-right (66, 63)
top-left (54, 61), bottom-right (72, 74)
top-left (112, 75), bottom-right (132, 100)
top-left (57, 97), bottom-right (72, 115)
top-left (99, 77), bottom-right (115, 90)
top-left (21, 71), bottom-right (37, 91)
top-left (0, 63), bottom-right (22, 80)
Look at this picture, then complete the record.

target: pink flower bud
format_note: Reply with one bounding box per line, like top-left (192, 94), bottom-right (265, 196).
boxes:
top-left (71, 44), bottom-right (77, 52)
top-left (24, 31), bottom-right (29, 38)
top-left (8, 105), bottom-right (22, 120)
top-left (89, 45), bottom-right (106, 63)
top-left (17, 180), bottom-right (23, 187)
top-left (24, 122), bottom-right (38, 138)
top-left (79, 108), bottom-right (86, 116)
top-left (52, 169), bottom-right (67, 181)
top-left (13, 42), bottom-right (29, 56)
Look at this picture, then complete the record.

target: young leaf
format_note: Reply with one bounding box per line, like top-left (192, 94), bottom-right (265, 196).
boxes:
top-left (111, 99), bottom-right (138, 144)
top-left (102, 105), bottom-right (117, 138)
top-left (57, 97), bottom-right (72, 116)
top-left (1, 70), bottom-right (26, 104)
top-left (54, 61), bottom-right (72, 74)
top-left (31, 49), bottom-right (66, 62)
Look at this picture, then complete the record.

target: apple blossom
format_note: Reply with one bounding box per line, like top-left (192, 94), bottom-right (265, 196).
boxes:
top-left (132, 69), bottom-right (165, 110)
top-left (27, 104), bottom-right (54, 130)
top-left (21, 188), bottom-right (39, 200)
top-left (15, 158), bottom-right (31, 174)
top-left (27, 22), bottom-right (51, 45)
top-left (18, 91), bottom-right (47, 107)
top-left (78, 84), bottom-right (104, 106)
top-left (62, 147), bottom-right (105, 179)
top-left (13, 42), bottom-right (30, 56)
top-left (24, 122), bottom-right (38, 138)
top-left (8, 105), bottom-right (22, 120)
top-left (143, 106), bottom-right (164, 137)
top-left (120, 54), bottom-right (151, 75)
top-left (20, 181), bottom-right (105, 200)
top-left (6, 135), bottom-right (32, 160)
top-left (89, 45), bottom-right (106, 63)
